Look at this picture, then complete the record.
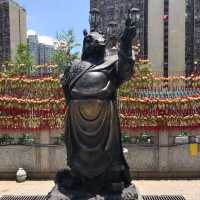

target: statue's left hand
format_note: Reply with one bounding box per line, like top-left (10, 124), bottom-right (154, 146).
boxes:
top-left (120, 11), bottom-right (136, 44)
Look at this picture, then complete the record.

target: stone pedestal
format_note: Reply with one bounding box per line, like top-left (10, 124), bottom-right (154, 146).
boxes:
top-left (47, 184), bottom-right (143, 200)
top-left (46, 170), bottom-right (143, 200)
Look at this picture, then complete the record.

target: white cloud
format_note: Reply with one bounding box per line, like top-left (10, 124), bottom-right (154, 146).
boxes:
top-left (27, 30), bottom-right (37, 36)
top-left (38, 35), bottom-right (56, 46)
top-left (27, 30), bottom-right (55, 46)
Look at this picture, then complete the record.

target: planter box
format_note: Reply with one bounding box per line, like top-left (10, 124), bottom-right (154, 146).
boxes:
top-left (195, 136), bottom-right (200, 144)
top-left (175, 136), bottom-right (189, 144)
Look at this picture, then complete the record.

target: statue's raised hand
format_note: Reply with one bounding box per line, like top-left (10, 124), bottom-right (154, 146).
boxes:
top-left (120, 10), bottom-right (137, 44)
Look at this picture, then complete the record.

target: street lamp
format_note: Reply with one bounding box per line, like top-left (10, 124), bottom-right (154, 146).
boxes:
top-left (129, 7), bottom-right (141, 46)
top-left (89, 8), bottom-right (101, 32)
top-left (128, 8), bottom-right (140, 27)
top-left (107, 21), bottom-right (118, 37)
top-left (194, 61), bottom-right (198, 74)
top-left (107, 21), bottom-right (118, 49)
top-left (106, 8), bottom-right (140, 55)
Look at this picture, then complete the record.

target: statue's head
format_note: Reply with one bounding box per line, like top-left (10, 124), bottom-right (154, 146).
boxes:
top-left (81, 30), bottom-right (106, 61)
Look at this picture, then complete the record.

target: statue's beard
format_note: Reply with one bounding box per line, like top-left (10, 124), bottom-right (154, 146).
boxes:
top-left (82, 46), bottom-right (105, 63)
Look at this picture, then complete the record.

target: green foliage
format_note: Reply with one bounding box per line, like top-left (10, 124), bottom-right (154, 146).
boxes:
top-left (4, 44), bottom-right (33, 76)
top-left (134, 62), bottom-right (153, 79)
top-left (51, 134), bottom-right (65, 145)
top-left (136, 133), bottom-right (153, 144)
top-left (177, 132), bottom-right (189, 137)
top-left (0, 134), bottom-right (65, 147)
top-left (122, 133), bottom-right (132, 143)
top-left (18, 134), bottom-right (35, 145)
top-left (1, 61), bottom-right (13, 74)
top-left (53, 30), bottom-right (80, 73)
top-left (60, 134), bottom-right (65, 143)
top-left (15, 44), bottom-right (33, 75)
top-left (0, 135), bottom-right (15, 145)
top-left (118, 79), bottom-right (134, 97)
top-left (118, 62), bottom-right (153, 97)
top-left (132, 62), bottom-right (154, 89)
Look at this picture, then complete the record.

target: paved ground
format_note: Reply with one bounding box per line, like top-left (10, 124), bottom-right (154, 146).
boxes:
top-left (135, 180), bottom-right (200, 200)
top-left (0, 180), bottom-right (199, 200)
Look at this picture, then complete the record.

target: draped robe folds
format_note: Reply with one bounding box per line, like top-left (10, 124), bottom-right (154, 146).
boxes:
top-left (62, 54), bottom-right (134, 180)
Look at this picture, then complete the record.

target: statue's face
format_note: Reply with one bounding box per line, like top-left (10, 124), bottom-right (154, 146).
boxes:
top-left (83, 32), bottom-right (106, 57)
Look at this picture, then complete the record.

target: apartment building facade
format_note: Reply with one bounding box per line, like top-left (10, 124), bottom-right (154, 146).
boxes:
top-left (0, 0), bottom-right (27, 66)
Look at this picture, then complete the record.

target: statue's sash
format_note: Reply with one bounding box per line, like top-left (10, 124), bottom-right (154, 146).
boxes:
top-left (89, 55), bottom-right (118, 72)
top-left (69, 55), bottom-right (118, 91)
top-left (69, 62), bottom-right (94, 91)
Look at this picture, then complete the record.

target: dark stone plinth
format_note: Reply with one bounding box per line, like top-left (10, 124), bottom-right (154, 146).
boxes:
top-left (46, 169), bottom-right (140, 200)
top-left (46, 184), bottom-right (139, 200)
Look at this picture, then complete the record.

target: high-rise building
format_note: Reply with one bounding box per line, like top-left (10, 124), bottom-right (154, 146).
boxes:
top-left (91, 0), bottom-right (195, 76)
top-left (194, 0), bottom-right (200, 66)
top-left (27, 34), bottom-right (39, 65)
top-left (194, 0), bottom-right (200, 69)
top-left (186, 0), bottom-right (195, 75)
top-left (148, 0), bottom-right (185, 76)
top-left (186, 0), bottom-right (200, 74)
top-left (38, 43), bottom-right (55, 65)
top-left (27, 33), bottom-right (55, 65)
top-left (0, 0), bottom-right (27, 66)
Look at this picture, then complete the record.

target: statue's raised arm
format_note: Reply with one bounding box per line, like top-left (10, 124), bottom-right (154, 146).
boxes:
top-left (117, 10), bottom-right (137, 83)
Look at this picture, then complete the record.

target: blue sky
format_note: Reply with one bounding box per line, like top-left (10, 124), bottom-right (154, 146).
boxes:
top-left (17, 0), bottom-right (90, 48)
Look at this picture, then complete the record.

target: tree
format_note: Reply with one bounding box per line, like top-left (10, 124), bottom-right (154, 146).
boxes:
top-left (53, 30), bottom-right (80, 73)
top-left (3, 44), bottom-right (33, 76)
top-left (15, 44), bottom-right (33, 75)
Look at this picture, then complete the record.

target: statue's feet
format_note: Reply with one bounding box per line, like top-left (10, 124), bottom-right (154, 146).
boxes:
top-left (55, 168), bottom-right (81, 190)
top-left (46, 185), bottom-right (72, 200)
top-left (87, 195), bottom-right (105, 200)
top-left (121, 185), bottom-right (139, 200)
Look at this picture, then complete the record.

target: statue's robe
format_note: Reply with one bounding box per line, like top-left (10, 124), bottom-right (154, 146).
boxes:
top-left (62, 55), bottom-right (134, 183)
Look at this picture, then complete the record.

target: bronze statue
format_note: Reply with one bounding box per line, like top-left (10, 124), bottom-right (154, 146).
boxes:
top-left (47, 11), bottom-right (140, 200)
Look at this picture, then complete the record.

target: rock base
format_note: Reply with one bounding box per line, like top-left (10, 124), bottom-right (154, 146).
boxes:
top-left (46, 169), bottom-right (143, 200)
top-left (46, 184), bottom-right (143, 200)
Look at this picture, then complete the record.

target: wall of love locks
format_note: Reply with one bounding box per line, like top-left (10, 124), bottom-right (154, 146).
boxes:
top-left (1, 73), bottom-right (200, 132)
top-left (0, 75), bottom-right (66, 131)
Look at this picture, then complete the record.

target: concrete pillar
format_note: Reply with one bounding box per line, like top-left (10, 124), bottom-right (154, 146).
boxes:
top-left (158, 131), bottom-right (169, 172)
top-left (39, 131), bottom-right (50, 172)
top-left (168, 0), bottom-right (186, 75)
top-left (148, 0), bottom-right (164, 74)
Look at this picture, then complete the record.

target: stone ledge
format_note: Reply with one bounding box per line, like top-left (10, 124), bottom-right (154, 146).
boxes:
top-left (1, 171), bottom-right (200, 180)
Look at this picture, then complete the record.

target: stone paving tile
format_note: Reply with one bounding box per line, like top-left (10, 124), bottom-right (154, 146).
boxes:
top-left (134, 180), bottom-right (200, 200)
top-left (0, 181), bottom-right (54, 196)
top-left (0, 180), bottom-right (199, 200)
